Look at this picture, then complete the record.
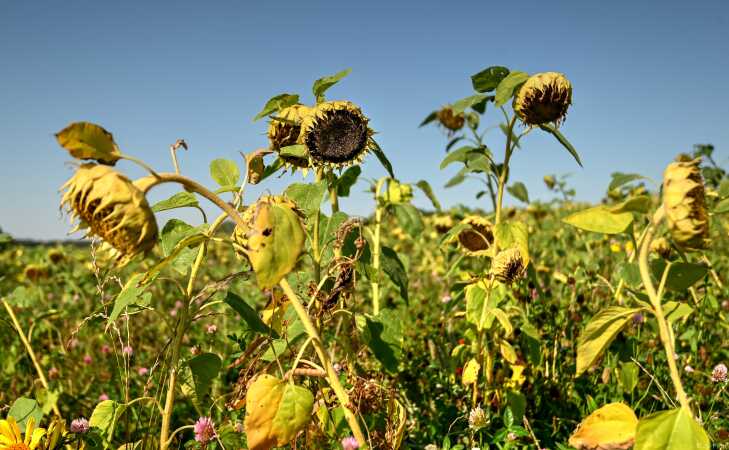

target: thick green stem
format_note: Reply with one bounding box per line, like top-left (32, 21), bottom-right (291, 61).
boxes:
top-left (371, 179), bottom-right (386, 315)
top-left (279, 279), bottom-right (367, 448)
top-left (637, 207), bottom-right (692, 413)
top-left (494, 116), bottom-right (518, 225)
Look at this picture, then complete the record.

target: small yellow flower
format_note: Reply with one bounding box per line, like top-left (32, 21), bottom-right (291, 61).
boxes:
top-left (0, 416), bottom-right (46, 450)
top-left (513, 72), bottom-right (572, 126)
top-left (662, 157), bottom-right (709, 250)
top-left (299, 101), bottom-right (373, 169)
top-left (60, 164), bottom-right (158, 265)
top-left (609, 242), bottom-right (621, 253)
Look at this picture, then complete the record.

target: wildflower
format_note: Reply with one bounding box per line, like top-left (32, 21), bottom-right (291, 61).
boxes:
top-left (100, 344), bottom-right (111, 354)
top-left (191, 346), bottom-right (201, 356)
top-left (48, 367), bottom-right (60, 380)
top-left (98, 393), bottom-right (109, 401)
top-left (632, 313), bottom-right (645, 325)
top-left (491, 248), bottom-right (527, 284)
top-left (333, 363), bottom-right (343, 374)
top-left (170, 308), bottom-right (177, 317)
top-left (684, 364), bottom-right (694, 373)
top-left (137, 367), bottom-right (149, 376)
top-left (69, 418), bottom-right (90, 434)
top-left (83, 354), bottom-right (93, 365)
top-left (507, 432), bottom-right (517, 441)
top-left (440, 294), bottom-right (452, 304)
top-left (468, 405), bottom-right (489, 431)
top-left (299, 101), bottom-right (373, 168)
top-left (712, 363), bottom-right (727, 382)
top-left (122, 345), bottom-right (133, 357)
top-left (513, 72), bottom-right (572, 126)
top-left (194, 417), bottom-right (216, 444)
top-left (341, 436), bottom-right (359, 450)
top-left (662, 157), bottom-right (709, 250)
top-left (424, 445), bottom-right (439, 450)
top-left (206, 324), bottom-right (218, 334)
top-left (0, 416), bottom-right (46, 450)
top-left (60, 164), bottom-right (158, 264)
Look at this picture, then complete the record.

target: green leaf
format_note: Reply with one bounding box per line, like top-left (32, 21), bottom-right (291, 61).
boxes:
top-left (109, 273), bottom-right (151, 323)
top-left (151, 191), bottom-right (199, 213)
top-left (391, 203), bottom-right (424, 237)
top-left (493, 221), bottom-right (530, 266)
top-left (7, 397), bottom-right (43, 429)
top-left (355, 309), bottom-right (403, 373)
top-left (371, 140), bottom-right (395, 178)
top-left (159, 219), bottom-right (208, 276)
top-left (335, 166), bottom-right (362, 197)
top-left (634, 407), bottom-right (710, 450)
top-left (650, 260), bottom-right (708, 291)
top-left (210, 158), bottom-right (240, 187)
top-left (494, 71), bottom-right (529, 106)
top-left (312, 68), bottom-right (351, 102)
top-left (279, 144), bottom-right (308, 159)
top-left (440, 146), bottom-right (477, 169)
top-left (563, 206), bottom-right (633, 234)
top-left (5, 286), bottom-right (36, 308)
top-left (507, 182), bottom-right (529, 203)
top-left (224, 292), bottom-right (276, 336)
top-left (284, 181), bottom-right (327, 216)
top-left (419, 111), bottom-right (438, 127)
top-left (89, 400), bottom-right (126, 438)
top-left (713, 197), bottom-right (729, 214)
top-left (445, 167), bottom-right (468, 188)
top-left (380, 246), bottom-right (409, 302)
top-left (576, 306), bottom-right (644, 376)
top-left (415, 180), bottom-right (441, 210)
top-left (609, 172), bottom-right (647, 192)
top-left (664, 301), bottom-right (694, 324)
top-left (618, 361), bottom-right (640, 394)
top-left (188, 353), bottom-right (222, 400)
top-left (244, 374), bottom-right (315, 450)
top-left (539, 123), bottom-right (583, 167)
top-left (451, 94), bottom-right (492, 114)
top-left (55, 122), bottom-right (121, 165)
top-left (254, 93), bottom-right (300, 121)
top-left (471, 66), bottom-right (510, 93)
top-left (609, 195), bottom-right (652, 214)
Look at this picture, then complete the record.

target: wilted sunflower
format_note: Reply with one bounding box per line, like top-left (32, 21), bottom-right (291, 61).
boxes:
top-left (662, 156), bottom-right (709, 250)
top-left (23, 264), bottom-right (49, 281)
top-left (61, 164), bottom-right (158, 265)
top-left (267, 104), bottom-right (312, 168)
top-left (299, 101), bottom-right (373, 168)
top-left (454, 216), bottom-right (494, 256)
top-left (491, 248), bottom-right (526, 284)
top-left (513, 72), bottom-right (572, 126)
top-left (436, 106), bottom-right (465, 133)
top-left (433, 215), bottom-right (454, 234)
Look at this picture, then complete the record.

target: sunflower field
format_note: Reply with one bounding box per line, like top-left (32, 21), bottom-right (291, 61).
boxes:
top-left (1, 67), bottom-right (727, 450)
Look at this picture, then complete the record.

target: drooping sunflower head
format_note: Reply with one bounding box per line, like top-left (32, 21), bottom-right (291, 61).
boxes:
top-left (454, 215), bottom-right (494, 256)
top-left (299, 101), bottom-right (373, 168)
top-left (60, 164), bottom-right (158, 265)
top-left (267, 104), bottom-right (313, 168)
top-left (433, 215), bottom-right (455, 234)
top-left (491, 248), bottom-right (527, 284)
top-left (662, 156), bottom-right (709, 250)
top-left (436, 106), bottom-right (465, 133)
top-left (23, 264), bottom-right (49, 281)
top-left (47, 248), bottom-right (65, 264)
top-left (513, 72), bottom-right (572, 126)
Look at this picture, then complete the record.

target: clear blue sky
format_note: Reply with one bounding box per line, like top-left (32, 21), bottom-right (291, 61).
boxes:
top-left (1, 0), bottom-right (728, 240)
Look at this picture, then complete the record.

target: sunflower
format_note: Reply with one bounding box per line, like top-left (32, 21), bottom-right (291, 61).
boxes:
top-left (299, 101), bottom-right (373, 169)
top-left (0, 417), bottom-right (46, 450)
top-left (513, 72), bottom-right (572, 126)
top-left (60, 163), bottom-right (158, 265)
top-left (267, 104), bottom-right (312, 168)
top-left (454, 216), bottom-right (494, 256)
top-left (436, 106), bottom-right (465, 133)
top-left (662, 156), bottom-right (710, 250)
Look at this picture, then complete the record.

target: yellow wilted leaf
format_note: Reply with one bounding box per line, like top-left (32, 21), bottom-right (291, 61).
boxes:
top-left (244, 374), bottom-right (315, 450)
top-left (55, 122), bottom-right (121, 165)
top-left (462, 358), bottom-right (480, 385)
top-left (568, 402), bottom-right (638, 450)
top-left (505, 364), bottom-right (526, 390)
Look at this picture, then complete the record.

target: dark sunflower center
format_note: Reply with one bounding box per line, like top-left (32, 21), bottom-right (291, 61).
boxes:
top-left (522, 84), bottom-right (571, 125)
top-left (306, 109), bottom-right (368, 164)
top-left (458, 223), bottom-right (493, 252)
